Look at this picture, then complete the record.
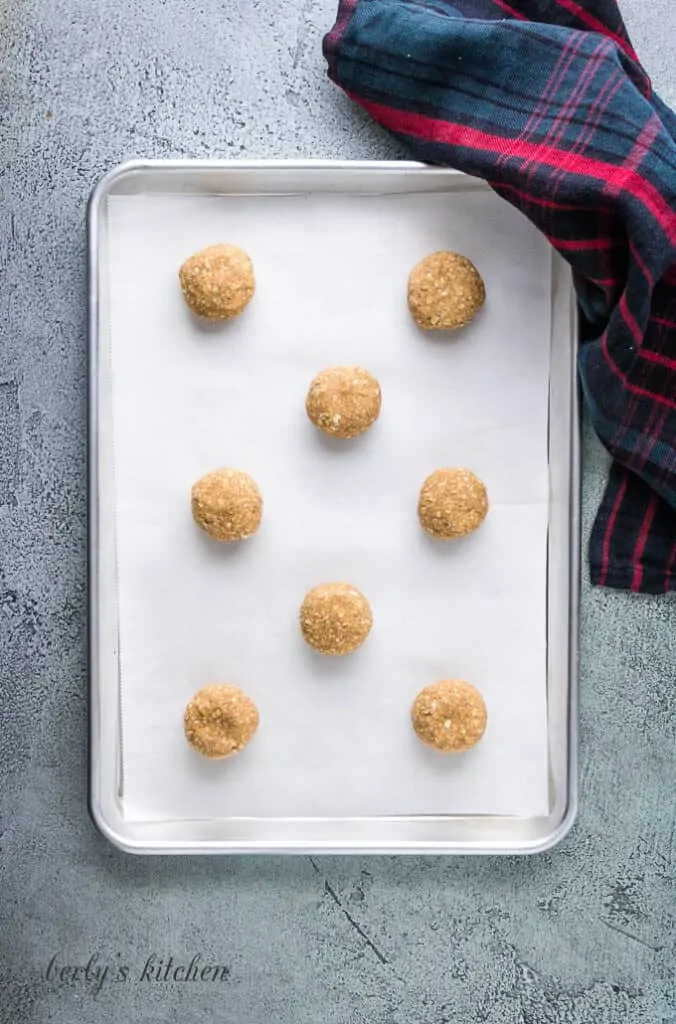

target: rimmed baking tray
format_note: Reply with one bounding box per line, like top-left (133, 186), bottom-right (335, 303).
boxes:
top-left (89, 160), bottom-right (579, 854)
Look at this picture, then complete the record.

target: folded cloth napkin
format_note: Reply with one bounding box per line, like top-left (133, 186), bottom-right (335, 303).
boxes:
top-left (324, 0), bottom-right (676, 593)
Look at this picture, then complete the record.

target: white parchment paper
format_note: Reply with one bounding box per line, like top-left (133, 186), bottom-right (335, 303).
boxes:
top-left (107, 189), bottom-right (552, 820)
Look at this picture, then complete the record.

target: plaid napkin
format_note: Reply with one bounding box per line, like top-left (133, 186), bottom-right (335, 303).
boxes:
top-left (324, 0), bottom-right (676, 594)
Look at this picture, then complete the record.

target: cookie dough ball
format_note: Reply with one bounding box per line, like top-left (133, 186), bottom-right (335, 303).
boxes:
top-left (184, 684), bottom-right (259, 759)
top-left (306, 366), bottom-right (382, 439)
top-left (179, 243), bottom-right (255, 321)
top-left (408, 251), bottom-right (485, 330)
top-left (300, 582), bottom-right (373, 655)
top-left (412, 679), bottom-right (487, 752)
top-left (418, 467), bottom-right (488, 539)
top-left (191, 468), bottom-right (262, 542)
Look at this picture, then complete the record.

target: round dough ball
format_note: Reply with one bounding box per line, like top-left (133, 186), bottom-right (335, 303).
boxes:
top-left (300, 582), bottom-right (373, 655)
top-left (408, 251), bottom-right (485, 330)
top-left (179, 243), bottom-right (255, 321)
top-left (411, 679), bottom-right (487, 753)
top-left (418, 467), bottom-right (488, 539)
top-left (306, 366), bottom-right (382, 439)
top-left (191, 468), bottom-right (262, 542)
top-left (184, 684), bottom-right (259, 759)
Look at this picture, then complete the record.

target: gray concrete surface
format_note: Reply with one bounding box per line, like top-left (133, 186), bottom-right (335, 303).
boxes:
top-left (1, 1), bottom-right (675, 1022)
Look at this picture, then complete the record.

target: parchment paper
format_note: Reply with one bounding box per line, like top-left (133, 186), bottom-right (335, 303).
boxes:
top-left (107, 188), bottom-right (552, 820)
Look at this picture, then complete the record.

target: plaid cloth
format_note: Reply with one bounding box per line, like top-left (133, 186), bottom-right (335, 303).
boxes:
top-left (324, 0), bottom-right (676, 594)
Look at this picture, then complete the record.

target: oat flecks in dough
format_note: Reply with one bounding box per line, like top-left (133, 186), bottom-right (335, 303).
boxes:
top-left (184, 684), bottom-right (260, 759)
top-left (418, 467), bottom-right (488, 539)
top-left (407, 250), bottom-right (485, 330)
top-left (300, 582), bottom-right (373, 655)
top-left (179, 243), bottom-right (255, 321)
top-left (411, 679), bottom-right (487, 753)
top-left (191, 468), bottom-right (262, 542)
top-left (306, 366), bottom-right (382, 439)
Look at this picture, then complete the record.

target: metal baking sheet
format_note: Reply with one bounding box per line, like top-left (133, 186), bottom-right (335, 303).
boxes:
top-left (89, 160), bottom-right (578, 854)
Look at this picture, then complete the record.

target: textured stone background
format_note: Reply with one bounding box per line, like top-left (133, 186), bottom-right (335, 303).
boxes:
top-left (0, 1), bottom-right (675, 1022)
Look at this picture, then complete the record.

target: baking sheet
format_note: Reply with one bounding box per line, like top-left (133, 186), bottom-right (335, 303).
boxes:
top-left (107, 189), bottom-right (552, 821)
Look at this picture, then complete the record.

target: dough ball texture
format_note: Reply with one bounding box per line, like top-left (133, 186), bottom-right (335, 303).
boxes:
top-left (184, 684), bottom-right (260, 759)
top-left (418, 467), bottom-right (488, 539)
top-left (411, 679), bottom-right (487, 752)
top-left (191, 468), bottom-right (262, 542)
top-left (179, 243), bottom-right (255, 321)
top-left (408, 251), bottom-right (485, 330)
top-left (306, 366), bottom-right (382, 439)
top-left (300, 582), bottom-right (373, 655)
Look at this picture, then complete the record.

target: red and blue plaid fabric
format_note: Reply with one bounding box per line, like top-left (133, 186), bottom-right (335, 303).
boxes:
top-left (324, 0), bottom-right (676, 593)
